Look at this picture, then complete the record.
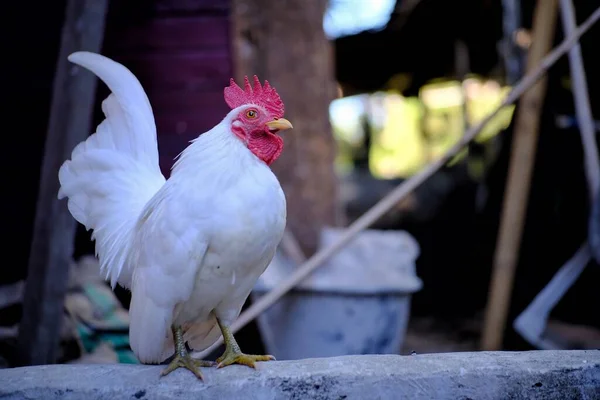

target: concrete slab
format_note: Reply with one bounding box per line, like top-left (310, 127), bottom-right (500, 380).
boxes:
top-left (1, 350), bottom-right (599, 399)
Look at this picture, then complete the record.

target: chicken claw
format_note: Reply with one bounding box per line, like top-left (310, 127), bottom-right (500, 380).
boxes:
top-left (161, 353), bottom-right (214, 379)
top-left (216, 351), bottom-right (275, 369)
top-left (160, 325), bottom-right (216, 379)
top-left (216, 317), bottom-right (275, 369)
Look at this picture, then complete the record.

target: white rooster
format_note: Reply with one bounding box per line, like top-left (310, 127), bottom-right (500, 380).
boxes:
top-left (58, 51), bottom-right (293, 379)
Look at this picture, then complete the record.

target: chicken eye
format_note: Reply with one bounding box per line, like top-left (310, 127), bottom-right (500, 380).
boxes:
top-left (246, 110), bottom-right (258, 119)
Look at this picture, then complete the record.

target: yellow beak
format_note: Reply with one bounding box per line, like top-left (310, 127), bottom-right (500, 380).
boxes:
top-left (266, 118), bottom-right (293, 132)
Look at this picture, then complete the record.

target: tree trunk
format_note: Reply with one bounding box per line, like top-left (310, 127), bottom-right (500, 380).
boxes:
top-left (231, 0), bottom-right (343, 255)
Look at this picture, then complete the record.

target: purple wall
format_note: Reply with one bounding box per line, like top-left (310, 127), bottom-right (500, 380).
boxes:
top-left (103, 0), bottom-right (233, 175)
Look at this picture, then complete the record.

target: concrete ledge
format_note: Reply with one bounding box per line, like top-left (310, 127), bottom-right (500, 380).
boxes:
top-left (1, 350), bottom-right (598, 399)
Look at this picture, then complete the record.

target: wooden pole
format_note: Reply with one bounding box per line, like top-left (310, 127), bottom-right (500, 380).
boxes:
top-left (559, 0), bottom-right (600, 197)
top-left (15, 0), bottom-right (108, 366)
top-left (192, 5), bottom-right (600, 358)
top-left (481, 0), bottom-right (559, 351)
top-left (280, 229), bottom-right (307, 265)
top-left (502, 0), bottom-right (525, 84)
top-left (512, 1), bottom-right (600, 349)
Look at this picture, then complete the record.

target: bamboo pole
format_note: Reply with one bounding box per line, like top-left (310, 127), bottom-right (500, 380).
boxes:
top-left (559, 0), bottom-right (600, 197)
top-left (502, 0), bottom-right (524, 84)
top-left (511, 0), bottom-right (600, 350)
top-left (481, 0), bottom-right (559, 351)
top-left (279, 229), bottom-right (307, 265)
top-left (193, 4), bottom-right (600, 358)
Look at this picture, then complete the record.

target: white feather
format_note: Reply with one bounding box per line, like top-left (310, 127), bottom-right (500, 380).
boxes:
top-left (58, 51), bottom-right (165, 289)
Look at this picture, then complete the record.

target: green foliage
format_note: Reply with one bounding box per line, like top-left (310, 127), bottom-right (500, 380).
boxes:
top-left (330, 77), bottom-right (516, 180)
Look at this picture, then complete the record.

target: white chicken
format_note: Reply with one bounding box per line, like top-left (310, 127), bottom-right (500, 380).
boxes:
top-left (57, 51), bottom-right (293, 379)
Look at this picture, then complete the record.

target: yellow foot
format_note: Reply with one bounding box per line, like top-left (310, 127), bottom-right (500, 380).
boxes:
top-left (216, 351), bottom-right (275, 369)
top-left (160, 353), bottom-right (216, 379)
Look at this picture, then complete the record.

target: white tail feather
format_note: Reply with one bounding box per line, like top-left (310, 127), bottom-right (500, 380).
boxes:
top-left (58, 51), bottom-right (166, 288)
top-left (128, 272), bottom-right (174, 363)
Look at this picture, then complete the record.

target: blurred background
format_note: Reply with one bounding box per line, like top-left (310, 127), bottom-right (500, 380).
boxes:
top-left (1, 0), bottom-right (600, 367)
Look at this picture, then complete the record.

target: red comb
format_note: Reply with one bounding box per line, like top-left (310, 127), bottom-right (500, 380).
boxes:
top-left (224, 75), bottom-right (285, 119)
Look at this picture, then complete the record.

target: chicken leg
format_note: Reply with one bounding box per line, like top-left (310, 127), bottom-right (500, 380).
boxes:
top-left (160, 325), bottom-right (215, 379)
top-left (215, 317), bottom-right (275, 368)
